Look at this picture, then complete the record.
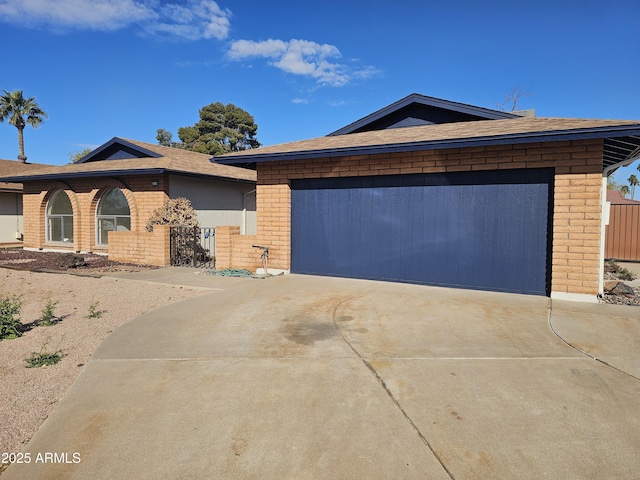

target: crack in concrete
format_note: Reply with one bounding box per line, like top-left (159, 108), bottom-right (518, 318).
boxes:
top-left (547, 299), bottom-right (640, 382)
top-left (331, 295), bottom-right (456, 480)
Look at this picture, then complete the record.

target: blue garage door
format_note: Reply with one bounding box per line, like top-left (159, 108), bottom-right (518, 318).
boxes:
top-left (291, 169), bottom-right (552, 295)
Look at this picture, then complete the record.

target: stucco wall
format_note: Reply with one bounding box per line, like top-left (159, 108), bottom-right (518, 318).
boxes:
top-left (168, 174), bottom-right (256, 235)
top-left (0, 191), bottom-right (23, 243)
top-left (218, 139), bottom-right (603, 298)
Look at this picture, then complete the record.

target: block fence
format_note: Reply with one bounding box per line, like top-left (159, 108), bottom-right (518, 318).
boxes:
top-left (216, 139), bottom-right (604, 298)
top-left (108, 224), bottom-right (171, 266)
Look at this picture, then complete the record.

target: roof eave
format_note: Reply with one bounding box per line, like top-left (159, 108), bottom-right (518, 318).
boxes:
top-left (215, 125), bottom-right (640, 165)
top-left (0, 168), bottom-right (167, 182)
top-left (164, 169), bottom-right (256, 184)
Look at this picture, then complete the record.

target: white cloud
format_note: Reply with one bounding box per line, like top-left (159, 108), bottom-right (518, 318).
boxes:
top-left (146, 0), bottom-right (231, 40)
top-left (291, 98), bottom-right (309, 104)
top-left (0, 0), bottom-right (232, 40)
top-left (228, 38), bottom-right (372, 87)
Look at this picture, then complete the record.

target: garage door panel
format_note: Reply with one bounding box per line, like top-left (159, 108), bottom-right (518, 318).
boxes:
top-left (291, 169), bottom-right (552, 295)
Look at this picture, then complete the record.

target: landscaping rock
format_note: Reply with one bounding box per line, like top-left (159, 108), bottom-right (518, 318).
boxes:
top-left (56, 253), bottom-right (88, 268)
top-left (603, 280), bottom-right (620, 293)
top-left (604, 263), bottom-right (618, 274)
top-left (610, 282), bottom-right (636, 298)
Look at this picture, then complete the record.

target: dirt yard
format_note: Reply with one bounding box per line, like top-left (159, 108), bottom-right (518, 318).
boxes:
top-left (0, 260), bottom-right (208, 466)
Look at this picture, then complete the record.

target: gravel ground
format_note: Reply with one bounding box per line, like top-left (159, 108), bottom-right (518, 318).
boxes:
top-left (0, 267), bottom-right (207, 468)
top-left (0, 249), bottom-right (156, 274)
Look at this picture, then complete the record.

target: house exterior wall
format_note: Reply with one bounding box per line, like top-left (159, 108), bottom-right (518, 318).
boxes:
top-left (0, 191), bottom-right (23, 244)
top-left (21, 175), bottom-right (169, 254)
top-left (219, 139), bottom-right (603, 298)
top-left (168, 174), bottom-right (256, 234)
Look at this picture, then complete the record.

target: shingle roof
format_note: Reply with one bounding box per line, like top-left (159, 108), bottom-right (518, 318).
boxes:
top-left (607, 190), bottom-right (640, 205)
top-left (0, 138), bottom-right (256, 183)
top-left (0, 159), bottom-right (52, 192)
top-left (214, 117), bottom-right (640, 169)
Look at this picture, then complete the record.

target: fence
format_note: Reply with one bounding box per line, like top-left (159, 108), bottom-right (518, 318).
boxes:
top-left (605, 204), bottom-right (640, 261)
top-left (169, 226), bottom-right (215, 268)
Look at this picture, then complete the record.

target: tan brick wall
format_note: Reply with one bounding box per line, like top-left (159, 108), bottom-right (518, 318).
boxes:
top-left (108, 224), bottom-right (170, 266)
top-left (22, 175), bottom-right (168, 255)
top-left (215, 226), bottom-right (263, 270)
top-left (219, 139), bottom-right (603, 296)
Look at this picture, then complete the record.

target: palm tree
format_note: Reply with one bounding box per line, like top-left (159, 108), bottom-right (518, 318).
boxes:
top-left (628, 174), bottom-right (639, 200)
top-left (620, 185), bottom-right (631, 197)
top-left (0, 90), bottom-right (48, 163)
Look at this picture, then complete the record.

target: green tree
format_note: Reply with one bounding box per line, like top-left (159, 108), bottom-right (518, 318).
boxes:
top-left (156, 128), bottom-right (175, 147)
top-left (628, 174), bottom-right (638, 200)
top-left (607, 177), bottom-right (620, 190)
top-left (68, 147), bottom-right (93, 164)
top-left (0, 89), bottom-right (48, 163)
top-left (620, 185), bottom-right (631, 197)
top-left (161, 102), bottom-right (260, 155)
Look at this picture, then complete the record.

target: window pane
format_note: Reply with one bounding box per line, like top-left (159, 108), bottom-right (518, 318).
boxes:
top-left (98, 189), bottom-right (130, 215)
top-left (48, 217), bottom-right (62, 242)
top-left (63, 216), bottom-right (74, 242)
top-left (116, 217), bottom-right (131, 231)
top-left (47, 191), bottom-right (72, 215)
top-left (98, 218), bottom-right (115, 245)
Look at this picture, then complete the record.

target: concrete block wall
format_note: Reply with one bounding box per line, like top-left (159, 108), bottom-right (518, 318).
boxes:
top-left (219, 139), bottom-right (604, 297)
top-left (22, 175), bottom-right (168, 254)
top-left (215, 226), bottom-right (263, 271)
top-left (108, 224), bottom-right (170, 266)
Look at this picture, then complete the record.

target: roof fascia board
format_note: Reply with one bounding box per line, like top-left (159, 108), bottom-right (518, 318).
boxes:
top-left (0, 168), bottom-right (166, 182)
top-left (76, 137), bottom-right (162, 163)
top-left (328, 93), bottom-right (518, 136)
top-left (164, 170), bottom-right (256, 184)
top-left (215, 126), bottom-right (640, 165)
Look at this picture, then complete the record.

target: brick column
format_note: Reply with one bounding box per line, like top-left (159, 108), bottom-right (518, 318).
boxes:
top-left (215, 226), bottom-right (240, 269)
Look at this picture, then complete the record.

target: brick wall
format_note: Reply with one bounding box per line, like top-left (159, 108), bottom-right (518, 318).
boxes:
top-left (108, 224), bottom-right (170, 266)
top-left (22, 175), bottom-right (168, 254)
top-left (215, 226), bottom-right (263, 271)
top-left (219, 139), bottom-right (603, 296)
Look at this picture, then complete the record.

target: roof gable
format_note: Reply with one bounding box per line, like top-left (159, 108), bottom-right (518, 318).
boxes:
top-left (329, 93), bottom-right (518, 136)
top-left (0, 138), bottom-right (256, 184)
top-left (76, 137), bottom-right (162, 163)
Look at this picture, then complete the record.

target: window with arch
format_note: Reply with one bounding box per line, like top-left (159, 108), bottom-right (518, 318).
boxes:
top-left (46, 190), bottom-right (74, 243)
top-left (96, 188), bottom-right (131, 245)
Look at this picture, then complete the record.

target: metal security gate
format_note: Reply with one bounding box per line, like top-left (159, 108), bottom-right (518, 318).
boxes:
top-left (291, 169), bottom-right (553, 296)
top-left (170, 227), bottom-right (215, 268)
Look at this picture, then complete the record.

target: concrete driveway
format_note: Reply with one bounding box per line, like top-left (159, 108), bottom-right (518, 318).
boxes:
top-left (4, 273), bottom-right (640, 479)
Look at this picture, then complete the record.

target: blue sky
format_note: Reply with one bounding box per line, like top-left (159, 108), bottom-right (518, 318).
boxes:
top-left (0, 0), bottom-right (639, 183)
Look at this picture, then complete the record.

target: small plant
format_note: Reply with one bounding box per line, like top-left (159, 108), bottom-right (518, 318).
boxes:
top-left (38, 295), bottom-right (59, 326)
top-left (0, 294), bottom-right (23, 340)
top-left (25, 349), bottom-right (65, 368)
top-left (617, 267), bottom-right (637, 281)
top-left (86, 300), bottom-right (103, 319)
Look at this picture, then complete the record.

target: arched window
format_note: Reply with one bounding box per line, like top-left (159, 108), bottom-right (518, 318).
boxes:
top-left (96, 188), bottom-right (131, 245)
top-left (46, 190), bottom-right (73, 243)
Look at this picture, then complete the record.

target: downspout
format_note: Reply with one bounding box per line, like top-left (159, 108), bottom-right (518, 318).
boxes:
top-left (242, 189), bottom-right (256, 235)
top-left (600, 155), bottom-right (640, 295)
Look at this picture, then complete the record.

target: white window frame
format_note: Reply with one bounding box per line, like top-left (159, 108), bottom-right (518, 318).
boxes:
top-left (46, 190), bottom-right (73, 243)
top-left (95, 188), bottom-right (131, 246)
